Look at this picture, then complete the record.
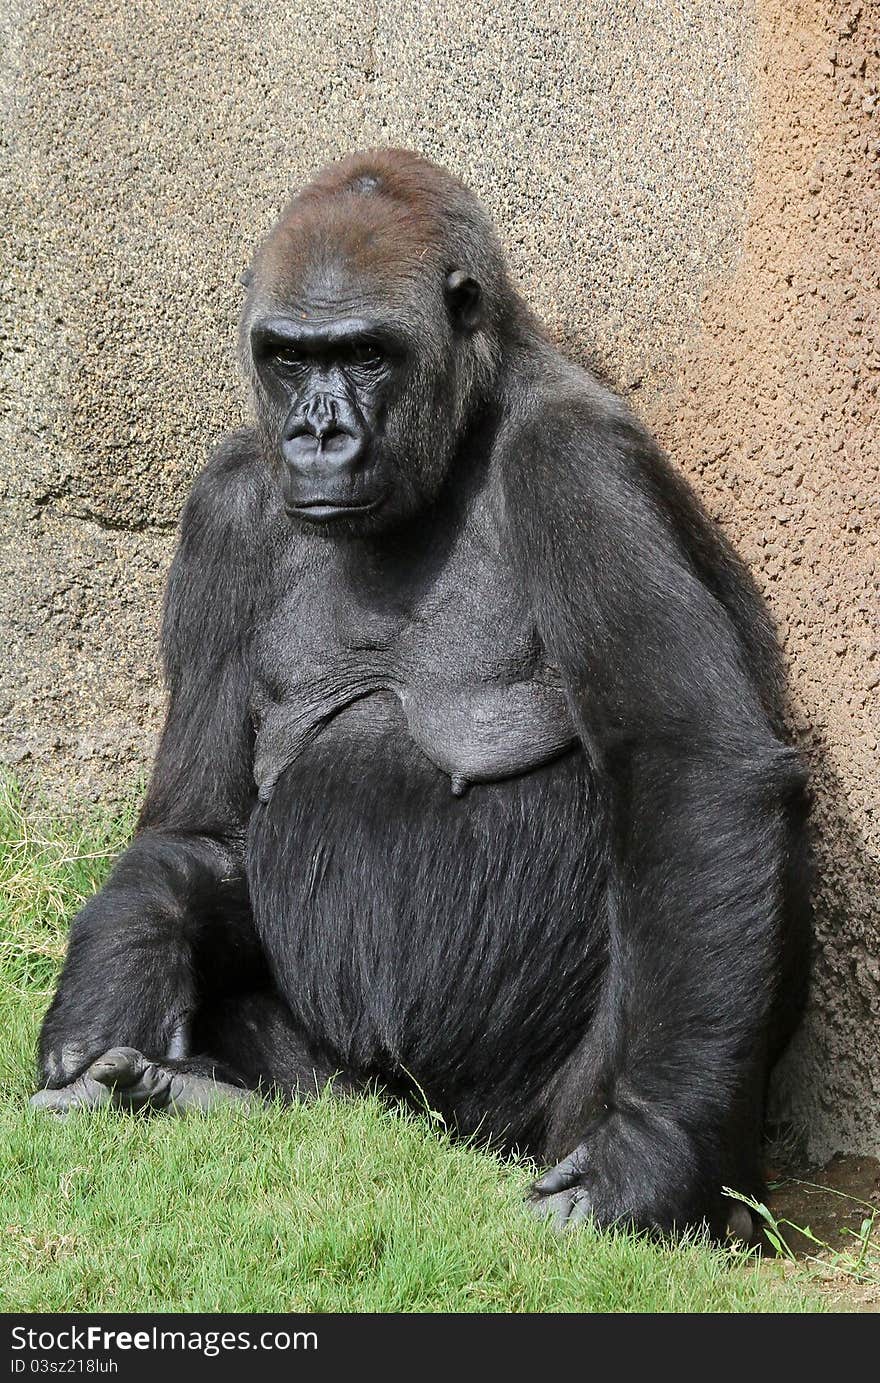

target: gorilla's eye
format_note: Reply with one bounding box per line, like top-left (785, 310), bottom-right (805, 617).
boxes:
top-left (273, 346), bottom-right (308, 372)
top-left (347, 344), bottom-right (385, 372)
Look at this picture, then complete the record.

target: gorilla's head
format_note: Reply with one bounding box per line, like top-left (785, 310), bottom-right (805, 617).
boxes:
top-left (240, 150), bottom-right (515, 534)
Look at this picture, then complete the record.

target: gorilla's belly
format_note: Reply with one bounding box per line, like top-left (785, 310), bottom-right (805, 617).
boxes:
top-left (246, 704), bottom-right (606, 1129)
top-left (253, 676), bottom-right (577, 802)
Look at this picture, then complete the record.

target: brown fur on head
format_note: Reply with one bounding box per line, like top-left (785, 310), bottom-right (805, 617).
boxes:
top-left (257, 149), bottom-right (510, 322)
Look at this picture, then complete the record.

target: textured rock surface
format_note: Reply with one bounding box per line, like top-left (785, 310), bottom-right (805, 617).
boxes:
top-left (652, 0), bottom-right (879, 1161)
top-left (0, 1), bottom-right (876, 1157)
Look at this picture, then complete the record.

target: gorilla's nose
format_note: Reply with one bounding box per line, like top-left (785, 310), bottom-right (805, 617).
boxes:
top-left (282, 395), bottom-right (366, 476)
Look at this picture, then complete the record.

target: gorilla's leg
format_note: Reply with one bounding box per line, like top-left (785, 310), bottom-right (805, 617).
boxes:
top-left (31, 991), bottom-right (357, 1116)
top-left (190, 989), bottom-right (361, 1100)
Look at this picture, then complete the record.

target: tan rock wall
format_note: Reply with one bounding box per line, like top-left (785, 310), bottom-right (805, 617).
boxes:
top-left (651, 0), bottom-right (879, 1159)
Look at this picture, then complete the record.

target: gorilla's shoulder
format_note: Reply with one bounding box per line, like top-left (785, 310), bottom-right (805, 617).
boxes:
top-left (179, 428), bottom-right (273, 538)
top-left (501, 351), bottom-right (654, 468)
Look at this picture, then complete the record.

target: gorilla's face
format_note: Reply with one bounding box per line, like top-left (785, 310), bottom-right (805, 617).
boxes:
top-left (250, 307), bottom-right (402, 526)
top-left (242, 157), bottom-right (503, 539)
top-left (248, 260), bottom-right (486, 537)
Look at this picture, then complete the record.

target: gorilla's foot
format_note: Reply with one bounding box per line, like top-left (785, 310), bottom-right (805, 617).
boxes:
top-left (30, 1047), bottom-right (256, 1116)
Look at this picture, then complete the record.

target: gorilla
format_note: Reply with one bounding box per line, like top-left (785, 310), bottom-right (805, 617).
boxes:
top-left (32, 149), bottom-right (811, 1237)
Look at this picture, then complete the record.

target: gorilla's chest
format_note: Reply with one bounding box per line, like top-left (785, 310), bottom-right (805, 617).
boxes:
top-left (250, 524), bottom-right (577, 801)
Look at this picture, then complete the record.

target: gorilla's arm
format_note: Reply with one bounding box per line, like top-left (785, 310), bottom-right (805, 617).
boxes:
top-left (35, 436), bottom-right (267, 1102)
top-left (504, 384), bottom-right (808, 1232)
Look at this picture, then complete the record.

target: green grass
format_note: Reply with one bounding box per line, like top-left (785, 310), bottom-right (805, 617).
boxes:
top-left (0, 775), bottom-right (820, 1313)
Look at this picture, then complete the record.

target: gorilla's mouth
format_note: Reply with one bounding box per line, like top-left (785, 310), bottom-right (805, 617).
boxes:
top-left (286, 494), bottom-right (387, 522)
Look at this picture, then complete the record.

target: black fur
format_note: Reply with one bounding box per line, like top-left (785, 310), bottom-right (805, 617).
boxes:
top-left (36, 150), bottom-right (811, 1237)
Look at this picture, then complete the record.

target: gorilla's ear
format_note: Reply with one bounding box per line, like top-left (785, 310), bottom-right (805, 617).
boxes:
top-left (240, 266), bottom-right (255, 289)
top-left (444, 269), bottom-right (482, 330)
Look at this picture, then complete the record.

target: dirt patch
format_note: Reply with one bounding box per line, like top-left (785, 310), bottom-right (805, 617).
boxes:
top-left (761, 1155), bottom-right (880, 1311)
top-left (647, 0), bottom-right (879, 1162)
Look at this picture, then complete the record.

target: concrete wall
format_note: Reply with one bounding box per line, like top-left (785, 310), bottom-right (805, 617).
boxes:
top-left (1, 0), bottom-right (877, 1160)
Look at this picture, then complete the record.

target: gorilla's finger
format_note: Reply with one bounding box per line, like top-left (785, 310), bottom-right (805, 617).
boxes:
top-left (530, 1189), bottom-right (576, 1231)
top-left (565, 1191), bottom-right (595, 1228)
top-left (533, 1147), bottom-right (587, 1195)
top-left (58, 1043), bottom-right (89, 1080)
top-left (87, 1047), bottom-right (149, 1088)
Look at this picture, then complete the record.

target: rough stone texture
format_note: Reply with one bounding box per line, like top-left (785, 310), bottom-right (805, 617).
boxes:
top-left (652, 0), bottom-right (879, 1162)
top-left (0, 1), bottom-right (876, 1158)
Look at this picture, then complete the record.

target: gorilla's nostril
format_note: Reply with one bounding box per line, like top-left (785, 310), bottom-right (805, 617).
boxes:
top-left (304, 394), bottom-right (338, 432)
top-left (282, 427), bottom-right (365, 474)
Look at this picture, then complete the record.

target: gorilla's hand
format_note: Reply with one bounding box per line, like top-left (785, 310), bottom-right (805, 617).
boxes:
top-left (30, 1047), bottom-right (255, 1116)
top-left (529, 1112), bottom-right (707, 1235)
top-left (529, 1122), bottom-right (755, 1241)
top-left (529, 1144), bottom-right (597, 1229)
